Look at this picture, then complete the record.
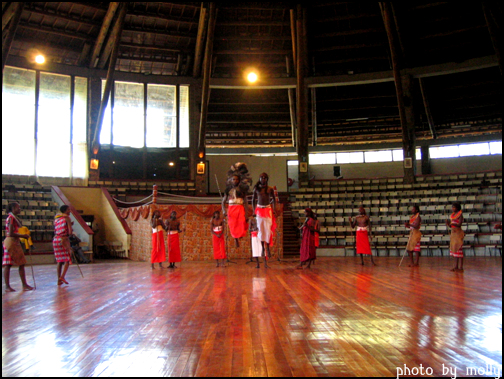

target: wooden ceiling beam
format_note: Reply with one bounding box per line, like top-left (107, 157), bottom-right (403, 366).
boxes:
top-left (218, 21), bottom-right (289, 26)
top-left (98, 4), bottom-right (127, 69)
top-left (2, 2), bottom-right (24, 72)
top-left (2, 2), bottom-right (20, 32)
top-left (91, 2), bottom-right (127, 154)
top-left (122, 26), bottom-right (196, 39)
top-left (216, 35), bottom-right (291, 40)
top-left (89, 2), bottom-right (120, 68)
top-left (116, 56), bottom-right (178, 64)
top-left (126, 9), bottom-right (198, 25)
top-left (120, 42), bottom-right (186, 53)
top-left (214, 49), bottom-right (291, 55)
top-left (193, 3), bottom-right (208, 78)
top-left (18, 22), bottom-right (91, 40)
top-left (22, 4), bottom-right (102, 27)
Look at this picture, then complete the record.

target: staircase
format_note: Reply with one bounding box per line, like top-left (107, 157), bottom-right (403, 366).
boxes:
top-left (280, 194), bottom-right (300, 258)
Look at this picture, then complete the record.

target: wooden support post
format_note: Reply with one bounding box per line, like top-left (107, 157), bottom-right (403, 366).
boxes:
top-left (296, 5), bottom-right (309, 184)
top-left (90, 3), bottom-right (127, 154)
top-left (290, 9), bottom-right (297, 70)
top-left (193, 3), bottom-right (208, 78)
top-left (89, 2), bottom-right (120, 69)
top-left (97, 3), bottom-right (127, 70)
top-left (196, 2), bottom-right (216, 196)
top-left (311, 87), bottom-right (317, 146)
top-left (419, 77), bottom-right (437, 139)
top-left (380, 2), bottom-right (416, 184)
top-left (2, 2), bottom-right (24, 73)
top-left (286, 55), bottom-right (297, 147)
top-left (420, 145), bottom-right (431, 175)
top-left (482, 2), bottom-right (504, 76)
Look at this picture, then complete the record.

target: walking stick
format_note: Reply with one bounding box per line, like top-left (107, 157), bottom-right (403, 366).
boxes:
top-left (70, 249), bottom-right (84, 278)
top-left (398, 247), bottom-right (408, 267)
top-left (26, 246), bottom-right (37, 289)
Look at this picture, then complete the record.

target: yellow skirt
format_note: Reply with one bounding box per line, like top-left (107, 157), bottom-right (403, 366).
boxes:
top-left (406, 229), bottom-right (422, 251)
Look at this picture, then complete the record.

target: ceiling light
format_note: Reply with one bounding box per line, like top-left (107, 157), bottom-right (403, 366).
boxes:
top-left (35, 54), bottom-right (45, 64)
top-left (247, 72), bottom-right (258, 83)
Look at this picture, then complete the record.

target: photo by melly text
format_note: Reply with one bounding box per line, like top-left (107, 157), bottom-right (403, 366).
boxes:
top-left (396, 363), bottom-right (502, 378)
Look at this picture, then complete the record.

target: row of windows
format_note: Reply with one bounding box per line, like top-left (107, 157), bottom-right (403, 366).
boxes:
top-left (100, 81), bottom-right (189, 149)
top-left (288, 142), bottom-right (502, 166)
top-left (2, 66), bottom-right (190, 178)
top-left (2, 67), bottom-right (88, 178)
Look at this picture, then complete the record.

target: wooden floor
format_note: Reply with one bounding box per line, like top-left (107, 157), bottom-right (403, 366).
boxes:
top-left (2, 257), bottom-right (502, 377)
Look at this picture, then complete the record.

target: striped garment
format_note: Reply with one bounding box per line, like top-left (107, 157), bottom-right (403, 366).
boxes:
top-left (53, 216), bottom-right (71, 263)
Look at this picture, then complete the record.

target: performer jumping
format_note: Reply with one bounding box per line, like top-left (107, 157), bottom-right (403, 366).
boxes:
top-left (252, 173), bottom-right (277, 259)
top-left (150, 210), bottom-right (165, 269)
top-left (164, 211), bottom-right (184, 268)
top-left (405, 205), bottom-right (422, 267)
top-left (446, 202), bottom-right (465, 272)
top-left (211, 211), bottom-right (226, 267)
top-left (222, 162), bottom-right (251, 248)
top-left (349, 207), bottom-right (376, 266)
top-left (249, 216), bottom-right (268, 268)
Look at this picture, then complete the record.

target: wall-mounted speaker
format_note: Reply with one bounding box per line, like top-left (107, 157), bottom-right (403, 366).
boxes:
top-left (333, 166), bottom-right (341, 177)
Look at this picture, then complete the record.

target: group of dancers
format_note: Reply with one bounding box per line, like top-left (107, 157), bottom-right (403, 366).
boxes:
top-left (150, 163), bottom-right (279, 269)
top-left (347, 202), bottom-right (469, 271)
top-left (3, 165), bottom-right (497, 291)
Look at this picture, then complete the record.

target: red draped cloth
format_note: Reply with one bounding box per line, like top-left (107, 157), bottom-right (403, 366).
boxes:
top-left (212, 232), bottom-right (226, 260)
top-left (228, 205), bottom-right (247, 239)
top-left (151, 228), bottom-right (166, 263)
top-left (300, 218), bottom-right (316, 263)
top-left (356, 228), bottom-right (372, 255)
top-left (167, 232), bottom-right (181, 262)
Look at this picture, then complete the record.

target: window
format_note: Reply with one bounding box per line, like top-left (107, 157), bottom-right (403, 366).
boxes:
top-left (2, 67), bottom-right (36, 175)
top-left (429, 145), bottom-right (459, 159)
top-left (2, 67), bottom-right (88, 179)
top-left (113, 81), bottom-right (144, 148)
top-left (73, 77), bottom-right (88, 179)
top-left (336, 151), bottom-right (364, 164)
top-left (36, 72), bottom-right (71, 177)
top-left (392, 149), bottom-right (404, 161)
top-left (179, 85), bottom-right (190, 148)
top-left (459, 142), bottom-right (490, 157)
top-left (365, 150), bottom-right (392, 163)
top-left (490, 141), bottom-right (502, 155)
top-left (100, 80), bottom-right (112, 145)
top-left (309, 153), bottom-right (336, 165)
top-left (147, 84), bottom-right (176, 148)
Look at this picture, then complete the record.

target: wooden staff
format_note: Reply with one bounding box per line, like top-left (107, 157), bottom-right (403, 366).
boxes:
top-left (25, 241), bottom-right (37, 289)
top-left (70, 248), bottom-right (84, 278)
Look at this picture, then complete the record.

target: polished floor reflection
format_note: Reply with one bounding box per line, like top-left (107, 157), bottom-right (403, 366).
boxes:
top-left (2, 257), bottom-right (502, 377)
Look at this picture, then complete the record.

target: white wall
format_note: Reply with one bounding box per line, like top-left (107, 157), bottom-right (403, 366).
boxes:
top-left (208, 155), bottom-right (291, 193)
top-left (58, 187), bottom-right (131, 255)
top-left (211, 154), bottom-right (502, 191)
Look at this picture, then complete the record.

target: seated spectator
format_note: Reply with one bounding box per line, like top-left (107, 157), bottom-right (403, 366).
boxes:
top-left (69, 235), bottom-right (91, 263)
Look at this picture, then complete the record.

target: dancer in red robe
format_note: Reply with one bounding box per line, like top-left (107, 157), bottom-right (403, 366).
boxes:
top-left (297, 208), bottom-right (317, 269)
top-left (164, 211), bottom-right (184, 268)
top-left (349, 207), bottom-right (376, 266)
top-left (211, 211), bottom-right (226, 267)
top-left (222, 162), bottom-right (251, 248)
top-left (150, 210), bottom-right (165, 269)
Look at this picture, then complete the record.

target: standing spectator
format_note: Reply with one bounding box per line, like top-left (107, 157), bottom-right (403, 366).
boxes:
top-left (3, 202), bottom-right (34, 292)
top-left (446, 202), bottom-right (465, 272)
top-left (53, 205), bottom-right (73, 285)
